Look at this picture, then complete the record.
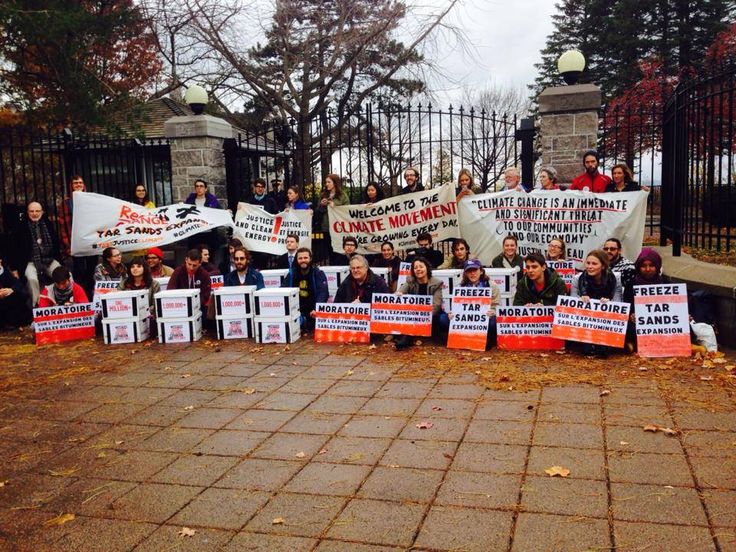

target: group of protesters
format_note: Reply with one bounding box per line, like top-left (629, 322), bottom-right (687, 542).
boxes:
top-left (0, 148), bottom-right (665, 357)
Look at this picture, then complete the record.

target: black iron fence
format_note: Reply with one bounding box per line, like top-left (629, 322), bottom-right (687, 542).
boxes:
top-left (225, 102), bottom-right (522, 207)
top-left (599, 103), bottom-right (662, 237)
top-left (661, 69), bottom-right (736, 254)
top-left (0, 127), bottom-right (172, 239)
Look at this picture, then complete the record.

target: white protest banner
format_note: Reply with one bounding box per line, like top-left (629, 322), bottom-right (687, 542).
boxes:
top-left (634, 283), bottom-right (691, 357)
top-left (552, 296), bottom-right (630, 347)
top-left (233, 203), bottom-right (312, 255)
top-left (370, 293), bottom-right (432, 336)
top-left (546, 260), bottom-right (576, 290)
top-left (459, 190), bottom-right (648, 268)
top-left (33, 303), bottom-right (96, 345)
top-left (447, 287), bottom-right (492, 351)
top-left (314, 303), bottom-right (372, 343)
top-left (497, 306), bottom-right (564, 350)
top-left (70, 192), bottom-right (234, 256)
top-left (329, 184), bottom-right (458, 254)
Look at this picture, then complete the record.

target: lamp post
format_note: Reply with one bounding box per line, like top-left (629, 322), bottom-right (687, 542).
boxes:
top-left (184, 84), bottom-right (208, 115)
top-left (557, 50), bottom-right (586, 85)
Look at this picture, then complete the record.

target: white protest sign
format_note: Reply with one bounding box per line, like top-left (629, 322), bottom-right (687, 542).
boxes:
top-left (395, 262), bottom-right (411, 289)
top-left (634, 283), bottom-right (691, 357)
top-left (33, 303), bottom-right (96, 345)
top-left (233, 203), bottom-right (312, 255)
top-left (552, 296), bottom-right (630, 347)
top-left (314, 303), bottom-right (372, 343)
top-left (370, 293), bottom-right (432, 336)
top-left (329, 183), bottom-right (458, 254)
top-left (496, 306), bottom-right (564, 350)
top-left (447, 287), bottom-right (492, 351)
top-left (71, 192), bottom-right (234, 256)
top-left (459, 190), bottom-right (648, 268)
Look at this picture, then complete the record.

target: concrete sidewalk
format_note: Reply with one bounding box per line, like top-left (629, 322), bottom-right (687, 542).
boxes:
top-left (0, 340), bottom-right (734, 551)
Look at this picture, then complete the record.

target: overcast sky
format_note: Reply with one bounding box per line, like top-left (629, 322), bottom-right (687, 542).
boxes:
top-left (426, 0), bottom-right (558, 105)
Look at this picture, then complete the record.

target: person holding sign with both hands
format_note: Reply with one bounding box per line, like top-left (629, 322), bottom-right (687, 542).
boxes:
top-left (452, 259), bottom-right (500, 349)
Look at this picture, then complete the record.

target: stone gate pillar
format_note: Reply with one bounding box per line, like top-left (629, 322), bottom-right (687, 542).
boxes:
top-left (537, 84), bottom-right (601, 186)
top-left (163, 115), bottom-right (233, 205)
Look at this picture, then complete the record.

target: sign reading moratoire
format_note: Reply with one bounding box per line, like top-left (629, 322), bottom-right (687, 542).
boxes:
top-left (497, 306), bottom-right (564, 350)
top-left (329, 184), bottom-right (459, 254)
top-left (447, 287), bottom-right (492, 351)
top-left (552, 296), bottom-right (630, 347)
top-left (634, 283), bottom-right (691, 357)
top-left (458, 190), bottom-right (648, 268)
top-left (70, 192), bottom-right (235, 256)
top-left (33, 303), bottom-right (96, 345)
top-left (314, 303), bottom-right (371, 343)
top-left (370, 293), bottom-right (433, 336)
top-left (546, 260), bottom-right (576, 290)
top-left (233, 203), bottom-right (312, 255)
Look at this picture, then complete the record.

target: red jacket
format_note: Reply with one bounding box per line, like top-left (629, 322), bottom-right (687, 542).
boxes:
top-left (38, 282), bottom-right (89, 307)
top-left (568, 171), bottom-right (611, 193)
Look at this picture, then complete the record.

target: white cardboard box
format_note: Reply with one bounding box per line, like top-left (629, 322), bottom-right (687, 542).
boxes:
top-left (213, 285), bottom-right (256, 317)
top-left (157, 314), bottom-right (202, 343)
top-left (216, 315), bottom-right (255, 340)
top-left (254, 312), bottom-right (301, 344)
top-left (322, 266), bottom-right (349, 292)
top-left (102, 317), bottom-right (150, 344)
top-left (499, 292), bottom-right (514, 307)
top-left (154, 289), bottom-right (200, 319)
top-left (260, 269), bottom-right (289, 288)
top-left (434, 269), bottom-right (462, 296)
top-left (100, 290), bottom-right (149, 320)
top-left (254, 288), bottom-right (300, 317)
top-left (371, 267), bottom-right (390, 285)
top-left (154, 277), bottom-right (169, 292)
top-left (485, 267), bottom-right (519, 294)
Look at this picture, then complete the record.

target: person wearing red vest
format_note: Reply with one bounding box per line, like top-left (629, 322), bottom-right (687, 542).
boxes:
top-left (568, 149), bottom-right (611, 193)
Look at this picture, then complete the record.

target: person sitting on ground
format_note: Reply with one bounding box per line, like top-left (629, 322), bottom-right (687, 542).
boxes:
top-left (132, 184), bottom-right (155, 208)
top-left (538, 167), bottom-right (560, 190)
top-left (38, 266), bottom-right (89, 307)
top-left (94, 247), bottom-right (126, 282)
top-left (285, 185), bottom-right (310, 210)
top-left (283, 247), bottom-right (328, 333)
top-left (218, 238), bottom-right (243, 275)
top-left (394, 257), bottom-right (448, 350)
top-left (118, 256), bottom-right (161, 307)
top-left (167, 249), bottom-right (212, 315)
top-left (334, 254), bottom-right (390, 303)
top-left (372, 240), bottom-right (402, 292)
top-left (440, 238), bottom-right (473, 269)
top-left (363, 182), bottom-right (385, 204)
top-left (197, 244), bottom-right (221, 276)
top-left (146, 247), bottom-right (174, 278)
top-left (0, 253), bottom-right (32, 329)
top-left (455, 259), bottom-right (500, 349)
top-left (405, 232), bottom-right (444, 269)
top-left (568, 149), bottom-right (612, 193)
top-left (491, 234), bottom-right (524, 280)
top-left (603, 238), bottom-right (636, 289)
top-left (570, 249), bottom-right (622, 357)
top-left (224, 247), bottom-right (264, 289)
top-left (275, 233), bottom-right (300, 270)
top-left (331, 235), bottom-right (358, 266)
top-left (545, 237), bottom-right (567, 261)
top-left (248, 178), bottom-right (278, 214)
top-left (605, 163), bottom-right (642, 193)
top-left (10, 201), bottom-right (62, 306)
top-left (456, 168), bottom-right (479, 201)
top-left (514, 252), bottom-right (568, 306)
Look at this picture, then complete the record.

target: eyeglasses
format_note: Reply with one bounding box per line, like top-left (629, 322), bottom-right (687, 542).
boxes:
top-left (234, 257), bottom-right (247, 261)
top-left (350, 266), bottom-right (366, 271)
top-left (549, 244), bottom-right (562, 249)
top-left (603, 247), bottom-right (618, 252)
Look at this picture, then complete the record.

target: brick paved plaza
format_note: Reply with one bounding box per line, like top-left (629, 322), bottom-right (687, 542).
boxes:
top-left (0, 337), bottom-right (734, 551)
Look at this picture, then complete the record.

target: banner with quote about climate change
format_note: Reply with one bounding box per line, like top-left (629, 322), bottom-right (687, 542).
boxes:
top-left (458, 189), bottom-right (648, 268)
top-left (233, 203), bottom-right (312, 255)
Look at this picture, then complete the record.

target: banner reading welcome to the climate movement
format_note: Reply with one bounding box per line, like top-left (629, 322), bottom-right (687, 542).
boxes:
top-left (233, 203), bottom-right (312, 255)
top-left (329, 184), bottom-right (458, 254)
top-left (71, 192), bottom-right (235, 256)
top-left (458, 189), bottom-right (648, 268)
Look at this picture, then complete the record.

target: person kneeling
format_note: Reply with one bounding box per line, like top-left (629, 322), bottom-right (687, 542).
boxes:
top-left (514, 252), bottom-right (568, 306)
top-left (38, 266), bottom-right (89, 307)
top-left (283, 248), bottom-right (328, 333)
top-left (334, 255), bottom-right (389, 303)
top-left (454, 259), bottom-right (500, 349)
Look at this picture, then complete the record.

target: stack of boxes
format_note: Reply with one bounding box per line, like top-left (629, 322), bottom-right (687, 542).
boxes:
top-left (485, 267), bottom-right (519, 306)
top-left (100, 289), bottom-right (151, 344)
top-left (253, 288), bottom-right (301, 343)
top-left (260, 269), bottom-right (289, 288)
top-left (213, 285), bottom-right (257, 340)
top-left (434, 269), bottom-right (463, 313)
top-left (154, 289), bottom-right (202, 343)
top-left (322, 266), bottom-right (349, 301)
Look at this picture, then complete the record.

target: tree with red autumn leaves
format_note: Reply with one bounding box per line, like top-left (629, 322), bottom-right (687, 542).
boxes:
top-left (0, 0), bottom-right (162, 129)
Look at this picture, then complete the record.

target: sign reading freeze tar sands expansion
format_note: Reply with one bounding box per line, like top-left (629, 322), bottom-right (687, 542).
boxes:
top-left (329, 184), bottom-right (458, 254)
top-left (634, 283), bottom-right (691, 357)
top-left (71, 192), bottom-right (235, 256)
top-left (458, 189), bottom-right (648, 268)
top-left (234, 203), bottom-right (312, 255)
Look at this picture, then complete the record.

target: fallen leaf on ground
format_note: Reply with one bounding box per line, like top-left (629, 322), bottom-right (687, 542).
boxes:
top-left (544, 466), bottom-right (571, 477)
top-left (43, 513), bottom-right (75, 526)
top-left (272, 517), bottom-right (285, 525)
top-left (643, 424), bottom-right (678, 436)
top-left (539, 353), bottom-right (549, 358)
top-left (345, 370), bottom-right (354, 376)
top-left (555, 350), bottom-right (566, 355)
top-left (242, 388), bottom-right (256, 395)
top-left (700, 376), bottom-right (714, 381)
top-left (416, 421), bottom-right (433, 429)
top-left (712, 358), bottom-right (727, 364)
top-left (368, 344), bottom-right (377, 350)
top-left (183, 406), bottom-right (195, 411)
top-left (431, 406), bottom-right (443, 411)
top-left (725, 365), bottom-right (735, 372)
top-left (702, 360), bottom-right (714, 368)
top-left (499, 374), bottom-right (510, 382)
top-left (181, 374), bottom-right (191, 379)
top-left (343, 452), bottom-right (363, 462)
top-left (620, 441), bottom-right (629, 446)
top-left (48, 467), bottom-right (79, 477)
top-left (0, 480), bottom-right (7, 488)
top-left (318, 449), bottom-right (328, 455)
top-left (269, 373), bottom-right (277, 377)
top-left (599, 390), bottom-right (611, 396)
top-left (178, 527), bottom-right (196, 537)
top-left (295, 452), bottom-right (306, 458)
top-left (96, 452), bottom-right (106, 459)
